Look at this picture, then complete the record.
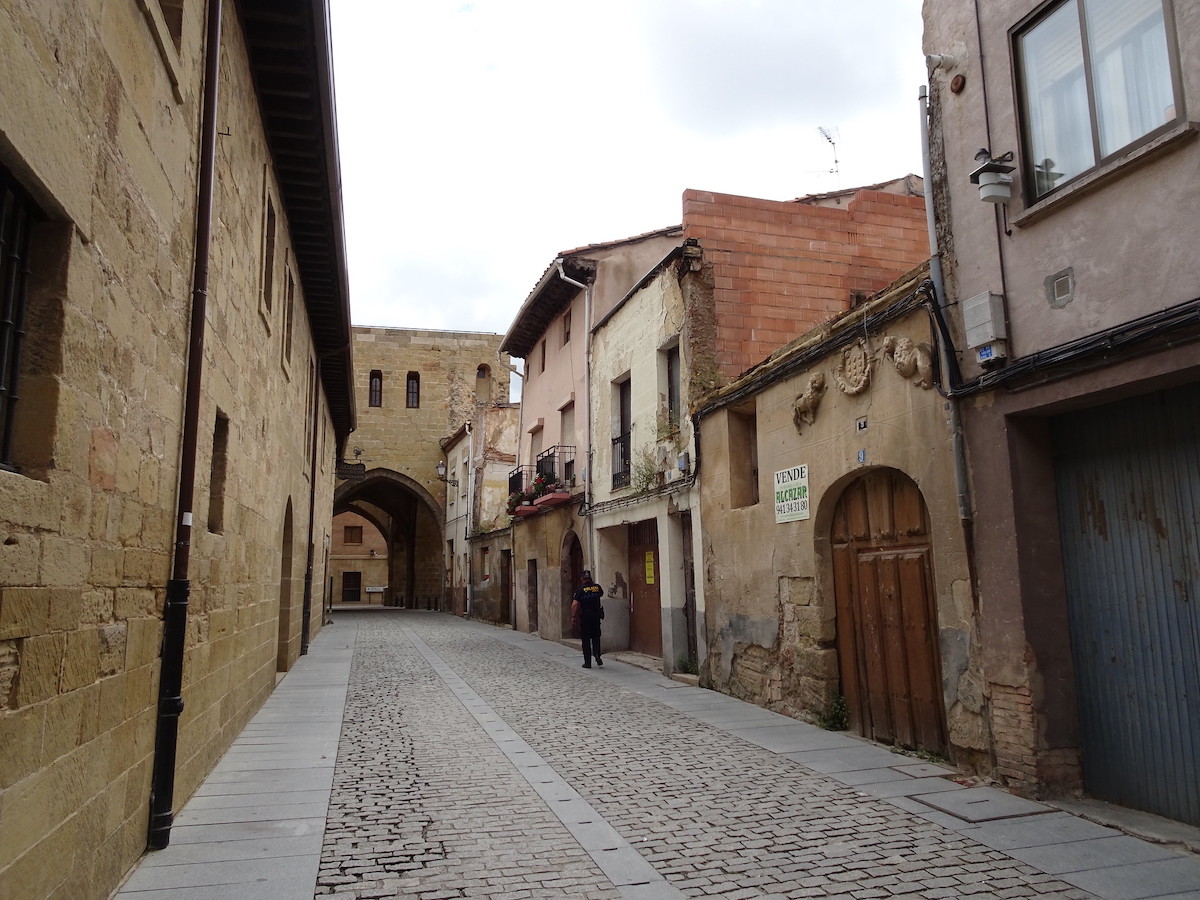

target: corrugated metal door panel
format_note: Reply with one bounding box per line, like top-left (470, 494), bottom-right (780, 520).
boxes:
top-left (1052, 383), bottom-right (1200, 826)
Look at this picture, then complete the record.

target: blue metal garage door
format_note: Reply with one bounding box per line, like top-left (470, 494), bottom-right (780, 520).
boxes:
top-left (1052, 382), bottom-right (1200, 825)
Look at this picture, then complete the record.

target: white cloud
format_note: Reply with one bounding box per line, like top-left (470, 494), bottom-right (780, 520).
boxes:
top-left (330, 0), bottom-right (927, 337)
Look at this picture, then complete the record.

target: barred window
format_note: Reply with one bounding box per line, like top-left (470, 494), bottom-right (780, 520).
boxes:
top-left (369, 370), bottom-right (383, 407)
top-left (1, 166), bottom-right (42, 472)
top-left (406, 371), bottom-right (420, 409)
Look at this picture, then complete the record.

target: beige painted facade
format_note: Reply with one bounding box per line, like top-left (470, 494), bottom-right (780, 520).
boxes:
top-left (501, 230), bottom-right (683, 638)
top-left (696, 269), bottom-right (985, 765)
top-left (329, 511), bottom-right (389, 606)
top-left (589, 253), bottom-right (704, 673)
top-left (923, 0), bottom-right (1200, 820)
top-left (0, 2), bottom-right (354, 898)
top-left (440, 404), bottom-right (519, 621)
top-left (336, 327), bottom-right (509, 610)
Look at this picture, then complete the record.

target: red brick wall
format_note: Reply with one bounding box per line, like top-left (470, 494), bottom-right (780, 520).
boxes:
top-left (683, 187), bottom-right (929, 377)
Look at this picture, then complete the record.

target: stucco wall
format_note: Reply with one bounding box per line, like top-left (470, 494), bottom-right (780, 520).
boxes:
top-left (697, 302), bottom-right (984, 761)
top-left (923, 0), bottom-right (1200, 797)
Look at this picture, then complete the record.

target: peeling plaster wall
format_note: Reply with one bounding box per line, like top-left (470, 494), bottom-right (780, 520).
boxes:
top-left (698, 302), bottom-right (985, 763)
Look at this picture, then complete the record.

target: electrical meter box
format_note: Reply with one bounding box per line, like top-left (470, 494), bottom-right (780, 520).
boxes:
top-left (963, 291), bottom-right (1007, 347)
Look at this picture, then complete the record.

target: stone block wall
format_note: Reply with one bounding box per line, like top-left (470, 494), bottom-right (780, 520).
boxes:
top-left (0, 4), bottom-right (343, 899)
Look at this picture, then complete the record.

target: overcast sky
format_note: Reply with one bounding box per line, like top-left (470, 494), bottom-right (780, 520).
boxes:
top-left (329, 1), bottom-right (928, 338)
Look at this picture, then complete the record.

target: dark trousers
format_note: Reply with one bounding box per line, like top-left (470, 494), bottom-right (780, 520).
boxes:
top-left (581, 624), bottom-right (601, 664)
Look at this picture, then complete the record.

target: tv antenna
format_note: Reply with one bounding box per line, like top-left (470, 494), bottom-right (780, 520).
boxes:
top-left (818, 126), bottom-right (840, 188)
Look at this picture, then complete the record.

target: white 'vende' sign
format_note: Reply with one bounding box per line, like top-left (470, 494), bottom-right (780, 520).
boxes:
top-left (774, 465), bottom-right (810, 523)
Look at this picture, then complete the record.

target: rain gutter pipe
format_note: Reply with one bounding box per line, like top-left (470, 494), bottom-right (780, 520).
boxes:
top-left (556, 261), bottom-right (595, 570)
top-left (301, 367), bottom-right (320, 654)
top-left (148, 0), bottom-right (222, 851)
top-left (465, 420), bottom-right (474, 617)
top-left (919, 83), bottom-right (973, 529)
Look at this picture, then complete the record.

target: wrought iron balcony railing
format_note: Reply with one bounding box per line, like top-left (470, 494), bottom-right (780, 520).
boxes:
top-left (611, 432), bottom-right (630, 489)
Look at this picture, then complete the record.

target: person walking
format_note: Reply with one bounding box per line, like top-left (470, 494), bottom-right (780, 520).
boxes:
top-left (572, 570), bottom-right (605, 668)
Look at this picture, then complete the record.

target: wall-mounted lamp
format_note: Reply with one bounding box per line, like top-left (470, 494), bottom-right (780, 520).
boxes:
top-left (435, 460), bottom-right (458, 487)
top-left (970, 149), bottom-right (1015, 204)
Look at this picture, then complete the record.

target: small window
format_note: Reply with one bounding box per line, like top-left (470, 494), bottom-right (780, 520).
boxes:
top-left (406, 371), bottom-right (420, 408)
top-left (344, 525), bottom-right (363, 544)
top-left (665, 345), bottom-right (681, 431)
top-left (261, 189), bottom-right (276, 323)
top-left (369, 370), bottom-right (383, 407)
top-left (282, 269), bottom-right (295, 368)
top-left (1015, 0), bottom-right (1181, 201)
top-left (475, 364), bottom-right (492, 404)
top-left (0, 165), bottom-right (47, 473)
top-left (155, 0), bottom-right (184, 50)
top-left (562, 310), bottom-right (572, 345)
top-left (728, 405), bottom-right (759, 508)
top-left (540, 339), bottom-right (547, 373)
top-left (481, 546), bottom-right (491, 580)
top-left (208, 412), bottom-right (229, 533)
top-left (612, 378), bottom-right (632, 490)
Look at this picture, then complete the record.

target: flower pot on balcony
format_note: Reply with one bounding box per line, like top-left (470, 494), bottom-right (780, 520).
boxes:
top-left (534, 491), bottom-right (571, 507)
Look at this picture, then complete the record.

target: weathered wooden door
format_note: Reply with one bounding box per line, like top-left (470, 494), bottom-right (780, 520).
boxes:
top-left (526, 559), bottom-right (538, 632)
top-left (832, 469), bottom-right (946, 754)
top-left (1052, 384), bottom-right (1199, 825)
top-left (561, 531), bottom-right (584, 639)
top-left (628, 520), bottom-right (663, 656)
top-left (500, 549), bottom-right (512, 626)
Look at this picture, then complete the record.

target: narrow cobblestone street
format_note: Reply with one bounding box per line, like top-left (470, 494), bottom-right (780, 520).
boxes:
top-left (116, 610), bottom-right (1200, 900)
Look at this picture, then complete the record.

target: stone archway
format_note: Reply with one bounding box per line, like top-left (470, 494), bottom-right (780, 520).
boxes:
top-left (560, 530), bottom-right (584, 638)
top-left (276, 499), bottom-right (295, 671)
top-left (830, 468), bottom-right (947, 755)
top-left (334, 468), bottom-right (444, 608)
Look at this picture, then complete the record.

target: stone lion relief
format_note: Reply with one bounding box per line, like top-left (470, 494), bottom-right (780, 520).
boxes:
top-left (791, 372), bottom-right (826, 432)
top-left (833, 338), bottom-right (873, 395)
top-left (882, 335), bottom-right (934, 390)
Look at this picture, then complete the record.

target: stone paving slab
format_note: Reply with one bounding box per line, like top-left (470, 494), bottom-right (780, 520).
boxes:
top-left (115, 611), bottom-right (1200, 900)
top-left (112, 633), bottom-right (354, 900)
top-left (915, 785), bottom-right (1055, 822)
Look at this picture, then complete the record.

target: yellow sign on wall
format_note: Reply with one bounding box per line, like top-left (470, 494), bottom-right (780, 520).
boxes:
top-left (645, 551), bottom-right (655, 584)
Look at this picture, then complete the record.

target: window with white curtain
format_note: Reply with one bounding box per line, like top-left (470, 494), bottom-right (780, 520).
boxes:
top-left (1015, 0), bottom-right (1180, 200)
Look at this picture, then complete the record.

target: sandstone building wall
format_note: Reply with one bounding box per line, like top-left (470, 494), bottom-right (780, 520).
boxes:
top-left (0, 3), bottom-right (353, 898)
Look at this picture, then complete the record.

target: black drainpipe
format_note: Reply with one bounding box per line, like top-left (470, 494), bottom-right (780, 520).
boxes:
top-left (147, 0), bottom-right (223, 851)
top-left (301, 365), bottom-right (320, 653)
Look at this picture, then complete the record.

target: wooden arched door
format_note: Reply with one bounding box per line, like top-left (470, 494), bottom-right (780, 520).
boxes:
top-left (831, 469), bottom-right (946, 754)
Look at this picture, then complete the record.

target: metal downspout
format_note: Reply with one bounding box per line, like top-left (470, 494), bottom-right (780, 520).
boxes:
top-left (465, 421), bottom-right (474, 617)
top-left (301, 367), bottom-right (321, 654)
top-left (556, 261), bottom-right (594, 570)
top-left (919, 84), bottom-right (973, 528)
top-left (147, 0), bottom-right (223, 851)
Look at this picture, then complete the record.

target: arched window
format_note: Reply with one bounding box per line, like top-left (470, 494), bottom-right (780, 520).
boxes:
top-left (406, 371), bottom-right (420, 408)
top-left (368, 370), bottom-right (383, 407)
top-left (475, 364), bottom-right (492, 404)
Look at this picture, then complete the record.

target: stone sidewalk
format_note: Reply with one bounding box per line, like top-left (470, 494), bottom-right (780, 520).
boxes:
top-left (113, 610), bottom-right (1200, 899)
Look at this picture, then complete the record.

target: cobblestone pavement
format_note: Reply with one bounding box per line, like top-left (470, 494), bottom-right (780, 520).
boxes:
top-left (313, 612), bottom-right (1113, 900)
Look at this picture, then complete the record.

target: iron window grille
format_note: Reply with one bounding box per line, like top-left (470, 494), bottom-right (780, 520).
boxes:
top-left (0, 167), bottom-right (39, 472)
top-left (612, 432), bottom-right (631, 489)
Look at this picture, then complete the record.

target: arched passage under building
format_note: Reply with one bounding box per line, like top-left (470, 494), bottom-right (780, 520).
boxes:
top-left (333, 468), bottom-right (444, 609)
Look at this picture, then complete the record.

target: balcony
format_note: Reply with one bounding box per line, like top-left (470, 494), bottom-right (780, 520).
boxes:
top-left (535, 444), bottom-right (576, 487)
top-left (612, 432), bottom-right (630, 490)
top-left (507, 446), bottom-right (577, 517)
